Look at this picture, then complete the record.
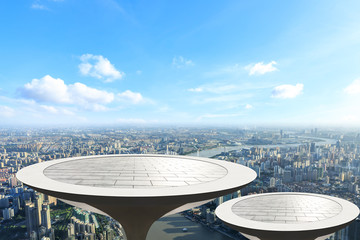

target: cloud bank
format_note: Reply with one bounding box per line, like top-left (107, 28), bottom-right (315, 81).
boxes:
top-left (20, 75), bottom-right (114, 110)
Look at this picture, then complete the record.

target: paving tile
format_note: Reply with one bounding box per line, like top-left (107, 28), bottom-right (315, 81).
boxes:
top-left (44, 155), bottom-right (228, 189)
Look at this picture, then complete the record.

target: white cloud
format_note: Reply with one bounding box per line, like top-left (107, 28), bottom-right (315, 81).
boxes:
top-left (272, 83), bottom-right (304, 99)
top-left (245, 61), bottom-right (278, 76)
top-left (39, 105), bottom-right (76, 115)
top-left (172, 56), bottom-right (194, 68)
top-left (20, 75), bottom-right (115, 110)
top-left (344, 79), bottom-right (360, 95)
top-left (90, 104), bottom-right (110, 112)
top-left (188, 84), bottom-right (238, 94)
top-left (0, 106), bottom-right (15, 117)
top-left (117, 90), bottom-right (145, 104)
top-left (69, 82), bottom-right (114, 104)
top-left (157, 105), bottom-right (171, 113)
top-left (207, 85), bottom-right (237, 94)
top-left (31, 3), bottom-right (48, 10)
top-left (0, 95), bottom-right (75, 116)
top-left (245, 104), bottom-right (253, 109)
top-left (204, 64), bottom-right (244, 78)
top-left (79, 54), bottom-right (124, 82)
top-left (21, 75), bottom-right (71, 103)
top-left (61, 109), bottom-right (75, 116)
top-left (194, 93), bottom-right (253, 104)
top-left (188, 87), bottom-right (203, 92)
top-left (40, 105), bottom-right (58, 114)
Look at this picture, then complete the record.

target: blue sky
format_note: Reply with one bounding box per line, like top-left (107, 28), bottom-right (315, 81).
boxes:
top-left (0, 0), bottom-right (360, 127)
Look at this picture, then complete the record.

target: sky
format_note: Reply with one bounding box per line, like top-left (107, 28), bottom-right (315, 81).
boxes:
top-left (0, 0), bottom-right (360, 127)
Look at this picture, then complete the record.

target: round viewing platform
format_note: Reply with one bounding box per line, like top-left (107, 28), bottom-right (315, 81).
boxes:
top-left (17, 154), bottom-right (257, 240)
top-left (215, 192), bottom-right (359, 240)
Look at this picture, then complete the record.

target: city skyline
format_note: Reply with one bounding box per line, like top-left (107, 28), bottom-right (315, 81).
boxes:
top-left (1, 126), bottom-right (359, 239)
top-left (1, 1), bottom-right (360, 127)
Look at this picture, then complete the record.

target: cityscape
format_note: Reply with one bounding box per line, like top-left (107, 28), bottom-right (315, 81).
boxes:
top-left (1, 0), bottom-right (360, 239)
top-left (0, 127), bottom-right (359, 239)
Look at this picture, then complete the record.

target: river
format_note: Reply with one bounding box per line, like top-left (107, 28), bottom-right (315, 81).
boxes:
top-left (146, 137), bottom-right (337, 240)
top-left (147, 214), bottom-right (234, 240)
top-left (189, 137), bottom-right (337, 158)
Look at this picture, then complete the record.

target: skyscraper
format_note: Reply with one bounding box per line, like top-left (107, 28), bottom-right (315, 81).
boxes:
top-left (34, 192), bottom-right (43, 226)
top-left (41, 202), bottom-right (51, 231)
top-left (25, 201), bottom-right (39, 236)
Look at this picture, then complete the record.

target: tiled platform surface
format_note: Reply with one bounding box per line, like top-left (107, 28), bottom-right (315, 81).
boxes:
top-left (231, 194), bottom-right (342, 224)
top-left (216, 192), bottom-right (359, 240)
top-left (44, 155), bottom-right (228, 188)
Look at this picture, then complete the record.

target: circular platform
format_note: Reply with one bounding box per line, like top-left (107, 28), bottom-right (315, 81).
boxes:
top-left (17, 154), bottom-right (257, 240)
top-left (17, 154), bottom-right (256, 198)
top-left (215, 192), bottom-right (359, 240)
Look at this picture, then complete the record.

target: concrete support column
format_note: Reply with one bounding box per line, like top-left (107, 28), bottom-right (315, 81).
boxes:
top-left (92, 203), bottom-right (181, 240)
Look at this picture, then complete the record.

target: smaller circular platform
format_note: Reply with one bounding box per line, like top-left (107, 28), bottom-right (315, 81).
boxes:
top-left (215, 192), bottom-right (359, 240)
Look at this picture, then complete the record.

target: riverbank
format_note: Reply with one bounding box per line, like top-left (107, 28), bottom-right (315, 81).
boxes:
top-left (189, 137), bottom-right (336, 158)
top-left (147, 214), bottom-right (234, 240)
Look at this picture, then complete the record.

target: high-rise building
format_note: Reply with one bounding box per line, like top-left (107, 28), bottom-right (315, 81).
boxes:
top-left (34, 193), bottom-right (43, 226)
top-left (67, 223), bottom-right (75, 238)
top-left (283, 170), bottom-right (292, 183)
top-left (25, 201), bottom-right (39, 236)
top-left (310, 142), bottom-right (316, 153)
top-left (41, 202), bottom-right (51, 231)
top-left (336, 140), bottom-right (341, 151)
top-left (29, 231), bottom-right (37, 240)
top-left (49, 228), bottom-right (55, 240)
top-left (2, 208), bottom-right (14, 220)
top-left (44, 195), bottom-right (57, 206)
top-left (0, 195), bottom-right (10, 208)
top-left (38, 226), bottom-right (47, 239)
top-left (269, 177), bottom-right (276, 188)
top-left (9, 175), bottom-right (17, 188)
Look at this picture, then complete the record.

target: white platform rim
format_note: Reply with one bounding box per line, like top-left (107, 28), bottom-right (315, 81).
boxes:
top-left (215, 192), bottom-right (359, 233)
top-left (16, 154), bottom-right (257, 198)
